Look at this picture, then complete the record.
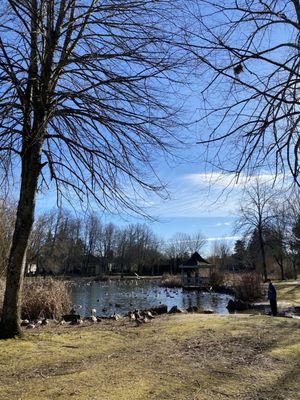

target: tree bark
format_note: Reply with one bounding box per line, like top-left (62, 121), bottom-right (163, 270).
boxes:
top-left (279, 257), bottom-right (285, 281)
top-left (258, 228), bottom-right (268, 281)
top-left (0, 141), bottom-right (42, 339)
top-left (292, 259), bottom-right (298, 280)
top-left (280, 263), bottom-right (285, 281)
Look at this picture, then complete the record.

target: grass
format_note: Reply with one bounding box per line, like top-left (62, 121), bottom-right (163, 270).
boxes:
top-left (275, 280), bottom-right (300, 306)
top-left (0, 314), bottom-right (299, 400)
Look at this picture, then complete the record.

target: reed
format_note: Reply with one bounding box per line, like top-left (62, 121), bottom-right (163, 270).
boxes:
top-left (0, 277), bottom-right (72, 320)
top-left (160, 274), bottom-right (182, 288)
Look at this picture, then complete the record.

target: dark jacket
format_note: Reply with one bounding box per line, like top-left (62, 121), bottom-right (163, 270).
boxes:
top-left (268, 282), bottom-right (277, 301)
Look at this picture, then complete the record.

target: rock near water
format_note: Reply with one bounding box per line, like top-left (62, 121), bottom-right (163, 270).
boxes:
top-left (168, 305), bottom-right (183, 314)
top-left (226, 299), bottom-right (249, 312)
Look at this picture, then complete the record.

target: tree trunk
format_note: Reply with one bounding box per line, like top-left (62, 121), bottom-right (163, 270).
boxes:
top-left (292, 259), bottom-right (298, 280)
top-left (0, 142), bottom-right (41, 339)
top-left (274, 255), bottom-right (285, 281)
top-left (280, 263), bottom-right (284, 281)
top-left (258, 228), bottom-right (268, 281)
top-left (279, 256), bottom-right (285, 281)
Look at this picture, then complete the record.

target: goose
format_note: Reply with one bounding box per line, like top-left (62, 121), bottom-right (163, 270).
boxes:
top-left (90, 315), bottom-right (97, 323)
top-left (146, 311), bottom-right (154, 319)
top-left (128, 311), bottom-right (136, 321)
top-left (134, 317), bottom-right (143, 326)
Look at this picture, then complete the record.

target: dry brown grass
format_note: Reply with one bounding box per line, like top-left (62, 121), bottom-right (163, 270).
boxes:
top-left (209, 270), bottom-right (225, 286)
top-left (0, 277), bottom-right (72, 320)
top-left (275, 281), bottom-right (300, 306)
top-left (160, 274), bottom-right (182, 288)
top-left (0, 314), bottom-right (299, 400)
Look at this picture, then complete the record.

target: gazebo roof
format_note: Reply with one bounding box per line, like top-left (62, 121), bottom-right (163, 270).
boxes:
top-left (180, 252), bottom-right (211, 269)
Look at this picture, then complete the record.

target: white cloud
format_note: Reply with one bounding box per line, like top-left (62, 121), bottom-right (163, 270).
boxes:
top-left (206, 235), bottom-right (240, 242)
top-left (148, 172), bottom-right (243, 218)
top-left (147, 170), bottom-right (291, 219)
top-left (215, 221), bottom-right (232, 227)
top-left (183, 171), bottom-right (286, 189)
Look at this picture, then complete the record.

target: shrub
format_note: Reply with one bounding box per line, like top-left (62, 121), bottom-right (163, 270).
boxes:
top-left (0, 277), bottom-right (72, 320)
top-left (230, 272), bottom-right (263, 302)
top-left (160, 274), bottom-right (181, 288)
top-left (209, 270), bottom-right (225, 286)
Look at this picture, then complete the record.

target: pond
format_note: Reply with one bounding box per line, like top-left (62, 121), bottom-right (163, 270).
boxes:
top-left (70, 279), bottom-right (233, 316)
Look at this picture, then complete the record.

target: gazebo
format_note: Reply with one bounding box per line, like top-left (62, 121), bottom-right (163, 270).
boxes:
top-left (180, 252), bottom-right (214, 289)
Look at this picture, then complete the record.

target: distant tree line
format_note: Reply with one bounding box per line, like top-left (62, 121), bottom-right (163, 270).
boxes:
top-left (27, 210), bottom-right (165, 276)
top-left (0, 202), bottom-right (208, 277)
top-left (1, 186), bottom-right (300, 280)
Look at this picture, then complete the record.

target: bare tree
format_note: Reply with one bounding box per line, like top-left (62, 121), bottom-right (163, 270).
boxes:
top-left (82, 213), bottom-right (102, 272)
top-left (0, 199), bottom-right (15, 277)
top-left (166, 231), bottom-right (206, 257)
top-left (164, 231), bottom-right (206, 273)
top-left (0, 0), bottom-right (192, 338)
top-left (210, 239), bottom-right (231, 270)
top-left (267, 202), bottom-right (290, 280)
top-left (235, 179), bottom-right (277, 280)
top-left (187, 1), bottom-right (300, 183)
top-left (27, 213), bottom-right (51, 272)
top-left (167, 232), bottom-right (191, 258)
top-left (186, 231), bottom-right (207, 254)
top-left (279, 190), bottom-right (300, 278)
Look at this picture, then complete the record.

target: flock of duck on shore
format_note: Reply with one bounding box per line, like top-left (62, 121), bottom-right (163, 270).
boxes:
top-left (20, 300), bottom-right (217, 330)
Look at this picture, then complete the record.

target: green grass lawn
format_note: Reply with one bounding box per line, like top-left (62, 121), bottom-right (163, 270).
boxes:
top-left (1, 314), bottom-right (299, 400)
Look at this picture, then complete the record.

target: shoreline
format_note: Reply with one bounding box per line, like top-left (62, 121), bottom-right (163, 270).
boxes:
top-left (47, 274), bottom-right (163, 282)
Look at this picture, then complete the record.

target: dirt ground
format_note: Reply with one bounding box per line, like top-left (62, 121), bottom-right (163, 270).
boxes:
top-left (0, 313), bottom-right (299, 400)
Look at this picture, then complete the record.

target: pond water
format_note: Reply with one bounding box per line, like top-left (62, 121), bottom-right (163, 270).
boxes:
top-left (70, 279), bottom-right (233, 316)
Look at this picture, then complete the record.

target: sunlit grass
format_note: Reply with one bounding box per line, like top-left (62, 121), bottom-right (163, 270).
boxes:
top-left (0, 314), bottom-right (299, 400)
top-left (275, 281), bottom-right (300, 305)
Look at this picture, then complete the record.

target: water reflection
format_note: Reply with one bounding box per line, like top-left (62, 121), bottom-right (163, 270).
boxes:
top-left (70, 279), bottom-right (232, 316)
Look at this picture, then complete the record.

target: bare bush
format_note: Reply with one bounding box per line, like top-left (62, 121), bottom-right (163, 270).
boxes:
top-left (230, 273), bottom-right (263, 302)
top-left (0, 278), bottom-right (72, 321)
top-left (209, 270), bottom-right (225, 287)
top-left (160, 274), bottom-right (182, 288)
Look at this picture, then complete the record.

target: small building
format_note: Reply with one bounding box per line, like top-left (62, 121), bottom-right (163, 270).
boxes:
top-left (180, 252), bottom-right (214, 289)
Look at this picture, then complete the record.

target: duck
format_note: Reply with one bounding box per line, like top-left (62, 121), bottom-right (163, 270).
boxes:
top-left (128, 311), bottom-right (136, 321)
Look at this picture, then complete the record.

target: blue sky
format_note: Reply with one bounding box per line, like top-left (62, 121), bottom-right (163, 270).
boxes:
top-left (34, 93), bottom-right (248, 252)
top-left (31, 72), bottom-right (286, 254)
top-left (37, 162), bottom-right (268, 254)
top-left (36, 160), bottom-right (286, 257)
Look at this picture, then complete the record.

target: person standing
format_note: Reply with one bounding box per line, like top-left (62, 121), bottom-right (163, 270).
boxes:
top-left (267, 279), bottom-right (277, 316)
